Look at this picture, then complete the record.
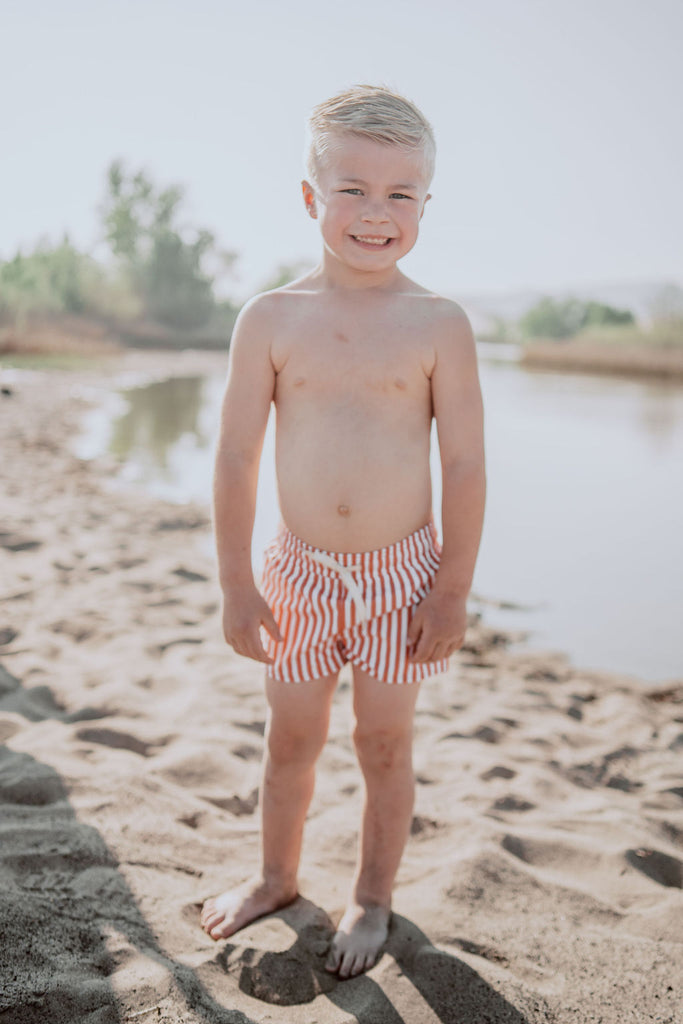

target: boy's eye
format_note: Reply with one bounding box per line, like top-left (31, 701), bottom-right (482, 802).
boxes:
top-left (389, 192), bottom-right (413, 200)
top-left (340, 188), bottom-right (363, 195)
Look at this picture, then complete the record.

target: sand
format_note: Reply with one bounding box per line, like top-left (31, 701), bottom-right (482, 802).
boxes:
top-left (1, 350), bottom-right (682, 1024)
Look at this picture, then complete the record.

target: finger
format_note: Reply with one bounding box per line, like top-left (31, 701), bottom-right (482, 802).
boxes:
top-left (432, 640), bottom-right (456, 661)
top-left (406, 609), bottom-right (423, 646)
top-left (248, 632), bottom-right (274, 664)
top-left (261, 606), bottom-right (283, 643)
top-left (229, 632), bottom-right (273, 665)
top-left (409, 630), bottom-right (436, 663)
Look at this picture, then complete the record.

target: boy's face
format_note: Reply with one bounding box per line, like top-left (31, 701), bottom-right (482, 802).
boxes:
top-left (302, 133), bottom-right (431, 277)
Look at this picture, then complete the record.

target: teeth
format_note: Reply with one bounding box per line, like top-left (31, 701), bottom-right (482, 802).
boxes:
top-left (354, 236), bottom-right (390, 245)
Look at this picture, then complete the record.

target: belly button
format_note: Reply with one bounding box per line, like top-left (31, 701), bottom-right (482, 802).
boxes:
top-left (337, 504), bottom-right (350, 517)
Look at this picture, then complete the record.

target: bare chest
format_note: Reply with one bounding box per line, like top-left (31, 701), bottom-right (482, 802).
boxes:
top-left (274, 323), bottom-right (434, 406)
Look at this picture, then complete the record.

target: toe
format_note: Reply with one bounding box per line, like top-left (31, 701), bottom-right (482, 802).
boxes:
top-left (350, 951), bottom-right (367, 977)
top-left (338, 948), bottom-right (357, 979)
top-left (200, 899), bottom-right (216, 925)
top-left (201, 910), bottom-right (221, 932)
top-left (362, 949), bottom-right (377, 973)
top-left (325, 941), bottom-right (342, 974)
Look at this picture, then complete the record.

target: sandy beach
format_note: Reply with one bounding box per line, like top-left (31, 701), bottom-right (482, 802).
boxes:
top-left (1, 350), bottom-right (682, 1024)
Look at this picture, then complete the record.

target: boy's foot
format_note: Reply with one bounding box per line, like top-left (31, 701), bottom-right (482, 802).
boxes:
top-left (325, 901), bottom-right (391, 978)
top-left (200, 877), bottom-right (297, 940)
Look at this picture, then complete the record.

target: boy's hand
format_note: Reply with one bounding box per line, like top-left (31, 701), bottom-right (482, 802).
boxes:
top-left (407, 588), bottom-right (468, 663)
top-left (221, 586), bottom-right (283, 664)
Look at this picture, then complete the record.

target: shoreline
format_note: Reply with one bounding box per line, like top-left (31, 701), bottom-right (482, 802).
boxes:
top-left (1, 351), bottom-right (682, 1023)
top-left (3, 313), bottom-right (683, 385)
top-left (519, 338), bottom-right (683, 380)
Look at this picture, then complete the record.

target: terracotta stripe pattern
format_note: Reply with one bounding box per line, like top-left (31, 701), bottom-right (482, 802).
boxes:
top-left (260, 522), bottom-right (449, 684)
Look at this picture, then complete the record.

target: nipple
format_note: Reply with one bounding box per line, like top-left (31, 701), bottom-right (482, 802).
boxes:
top-left (337, 504), bottom-right (350, 517)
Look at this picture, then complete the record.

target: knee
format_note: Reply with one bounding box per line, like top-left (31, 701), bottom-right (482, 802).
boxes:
top-left (353, 723), bottom-right (413, 775)
top-left (267, 719), bottom-right (326, 767)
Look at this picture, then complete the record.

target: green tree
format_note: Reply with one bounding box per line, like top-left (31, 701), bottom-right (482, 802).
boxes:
top-left (582, 301), bottom-right (635, 329)
top-left (100, 161), bottom-right (236, 331)
top-left (519, 296), bottom-right (635, 340)
top-left (0, 236), bottom-right (114, 324)
top-left (519, 297), bottom-right (586, 339)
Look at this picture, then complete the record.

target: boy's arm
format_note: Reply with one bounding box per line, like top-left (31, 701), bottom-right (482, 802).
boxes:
top-left (408, 307), bottom-right (486, 663)
top-left (213, 297), bottom-right (282, 664)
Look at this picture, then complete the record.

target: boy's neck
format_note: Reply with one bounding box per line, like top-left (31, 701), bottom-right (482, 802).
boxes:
top-left (315, 251), bottom-right (404, 292)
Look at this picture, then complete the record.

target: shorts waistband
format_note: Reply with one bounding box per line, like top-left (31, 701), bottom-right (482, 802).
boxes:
top-left (273, 520), bottom-right (438, 576)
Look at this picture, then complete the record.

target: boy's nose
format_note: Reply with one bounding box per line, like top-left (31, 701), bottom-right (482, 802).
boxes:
top-left (361, 201), bottom-right (390, 224)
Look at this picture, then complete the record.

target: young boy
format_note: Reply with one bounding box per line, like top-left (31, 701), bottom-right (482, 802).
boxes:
top-left (201, 85), bottom-right (486, 979)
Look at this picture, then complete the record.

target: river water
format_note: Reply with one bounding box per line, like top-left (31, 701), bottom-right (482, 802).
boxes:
top-left (78, 348), bottom-right (683, 684)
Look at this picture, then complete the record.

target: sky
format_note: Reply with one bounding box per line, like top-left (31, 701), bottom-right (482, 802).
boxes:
top-left (2, 0), bottom-right (682, 302)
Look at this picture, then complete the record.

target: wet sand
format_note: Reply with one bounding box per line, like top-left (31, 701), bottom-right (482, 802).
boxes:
top-left (1, 351), bottom-right (682, 1023)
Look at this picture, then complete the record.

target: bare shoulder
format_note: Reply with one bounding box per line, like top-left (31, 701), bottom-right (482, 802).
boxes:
top-left (424, 295), bottom-right (475, 349)
top-left (232, 289), bottom-right (284, 339)
top-left (397, 276), bottom-right (473, 343)
top-left (398, 284), bottom-right (476, 378)
top-left (229, 291), bottom-right (294, 369)
top-left (234, 278), bottom-right (317, 336)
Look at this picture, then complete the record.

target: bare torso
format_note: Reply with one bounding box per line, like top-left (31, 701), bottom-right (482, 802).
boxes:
top-left (270, 281), bottom-right (439, 552)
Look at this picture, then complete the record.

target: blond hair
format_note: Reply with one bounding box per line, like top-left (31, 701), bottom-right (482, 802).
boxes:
top-left (306, 84), bottom-right (436, 186)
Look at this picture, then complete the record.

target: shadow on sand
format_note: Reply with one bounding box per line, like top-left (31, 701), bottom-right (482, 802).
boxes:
top-left (0, 662), bottom-right (257, 1024)
top-left (1, 661), bottom-right (531, 1024)
top-left (218, 899), bottom-right (533, 1023)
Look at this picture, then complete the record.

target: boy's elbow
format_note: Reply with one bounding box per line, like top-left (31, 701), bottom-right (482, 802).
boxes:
top-left (215, 444), bottom-right (257, 469)
top-left (214, 446), bottom-right (260, 488)
top-left (442, 455), bottom-right (486, 485)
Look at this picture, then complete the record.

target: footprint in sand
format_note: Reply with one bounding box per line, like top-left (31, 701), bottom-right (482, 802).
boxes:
top-left (155, 637), bottom-right (204, 654)
top-left (232, 743), bottom-right (261, 761)
top-left (440, 725), bottom-right (502, 744)
top-left (172, 567), bottom-right (210, 583)
top-left (480, 765), bottom-right (516, 781)
top-left (410, 815), bottom-right (442, 836)
top-left (50, 617), bottom-right (97, 643)
top-left (625, 848), bottom-right (683, 889)
top-left (75, 727), bottom-right (167, 758)
top-left (0, 532), bottom-right (42, 552)
top-left (448, 936), bottom-right (510, 966)
top-left (206, 788), bottom-right (259, 816)
top-left (236, 720), bottom-right (267, 737)
top-left (501, 833), bottom-right (600, 875)
top-left (490, 795), bottom-right (536, 813)
top-left (177, 811), bottom-right (204, 830)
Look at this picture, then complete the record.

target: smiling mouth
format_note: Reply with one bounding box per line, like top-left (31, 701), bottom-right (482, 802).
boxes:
top-left (352, 235), bottom-right (393, 246)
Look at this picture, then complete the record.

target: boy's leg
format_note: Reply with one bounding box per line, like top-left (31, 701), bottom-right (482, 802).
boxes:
top-left (325, 668), bottom-right (421, 978)
top-left (201, 671), bottom-right (338, 940)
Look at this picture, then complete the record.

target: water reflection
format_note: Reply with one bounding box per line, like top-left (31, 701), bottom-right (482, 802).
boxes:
top-left (638, 382), bottom-right (681, 445)
top-left (85, 361), bottom-right (683, 683)
top-left (109, 376), bottom-right (208, 473)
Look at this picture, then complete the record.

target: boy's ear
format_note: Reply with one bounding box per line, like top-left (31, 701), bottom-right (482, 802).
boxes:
top-left (301, 180), bottom-right (317, 219)
top-left (419, 193), bottom-right (432, 220)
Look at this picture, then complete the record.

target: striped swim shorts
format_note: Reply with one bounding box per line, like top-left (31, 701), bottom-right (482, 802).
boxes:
top-left (260, 521), bottom-right (449, 684)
